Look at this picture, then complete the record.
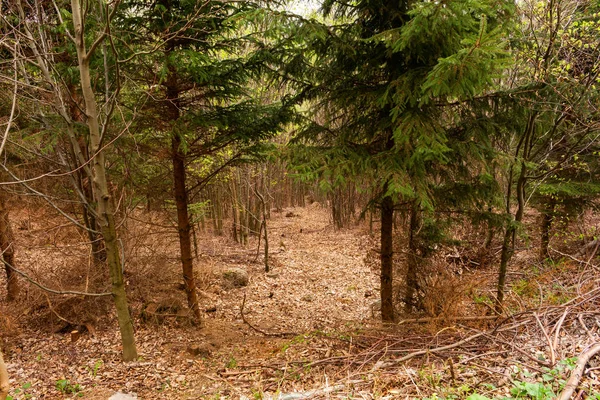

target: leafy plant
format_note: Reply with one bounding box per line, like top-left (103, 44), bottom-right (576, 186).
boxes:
top-left (87, 359), bottom-right (103, 377)
top-left (55, 379), bottom-right (83, 396)
top-left (225, 355), bottom-right (238, 369)
top-left (7, 382), bottom-right (33, 400)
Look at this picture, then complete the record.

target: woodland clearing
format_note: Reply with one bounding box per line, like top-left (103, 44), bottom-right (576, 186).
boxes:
top-left (1, 204), bottom-right (599, 400)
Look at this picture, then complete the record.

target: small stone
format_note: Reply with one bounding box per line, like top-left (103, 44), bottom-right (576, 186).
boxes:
top-left (222, 268), bottom-right (249, 287)
top-left (301, 294), bottom-right (315, 302)
top-left (186, 344), bottom-right (212, 358)
top-left (266, 273), bottom-right (279, 279)
top-left (109, 392), bottom-right (137, 400)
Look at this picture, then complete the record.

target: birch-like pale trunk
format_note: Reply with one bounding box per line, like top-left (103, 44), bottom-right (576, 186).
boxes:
top-left (0, 349), bottom-right (8, 400)
top-left (70, 0), bottom-right (138, 361)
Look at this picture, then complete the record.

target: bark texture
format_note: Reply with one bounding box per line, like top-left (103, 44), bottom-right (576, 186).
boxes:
top-left (0, 190), bottom-right (18, 301)
top-left (172, 134), bottom-right (203, 324)
top-left (164, 50), bottom-right (203, 326)
top-left (0, 349), bottom-right (7, 400)
top-left (380, 194), bottom-right (395, 322)
top-left (71, 0), bottom-right (137, 360)
top-left (539, 198), bottom-right (555, 261)
top-left (405, 201), bottom-right (420, 313)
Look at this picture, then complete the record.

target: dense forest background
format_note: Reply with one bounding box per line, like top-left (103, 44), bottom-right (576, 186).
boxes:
top-left (1, 0), bottom-right (600, 398)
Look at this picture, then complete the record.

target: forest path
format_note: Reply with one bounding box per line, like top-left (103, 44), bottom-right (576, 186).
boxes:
top-left (4, 205), bottom-right (382, 399)
top-left (206, 204), bottom-right (380, 334)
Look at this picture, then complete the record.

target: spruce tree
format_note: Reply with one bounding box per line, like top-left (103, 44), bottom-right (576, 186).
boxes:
top-left (287, 0), bottom-right (514, 320)
top-left (117, 0), bottom-right (293, 324)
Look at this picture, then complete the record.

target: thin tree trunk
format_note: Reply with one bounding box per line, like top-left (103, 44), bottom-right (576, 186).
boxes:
top-left (483, 208), bottom-right (495, 251)
top-left (380, 193), bottom-right (395, 322)
top-left (496, 224), bottom-right (513, 311)
top-left (0, 349), bottom-right (8, 400)
top-left (540, 198), bottom-right (555, 261)
top-left (0, 190), bottom-right (18, 301)
top-left (405, 201), bottom-right (420, 313)
top-left (231, 178), bottom-right (239, 242)
top-left (254, 182), bottom-right (269, 272)
top-left (171, 134), bottom-right (203, 325)
top-left (71, 0), bottom-right (137, 360)
top-left (496, 113), bottom-right (535, 313)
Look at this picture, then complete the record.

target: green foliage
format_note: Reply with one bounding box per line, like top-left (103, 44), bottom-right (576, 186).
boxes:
top-left (225, 355), bottom-right (238, 369)
top-left (87, 359), bottom-right (103, 378)
top-left (116, 0), bottom-right (296, 197)
top-left (421, 358), bottom-right (586, 400)
top-left (7, 382), bottom-right (33, 400)
top-left (55, 379), bottom-right (82, 396)
top-left (287, 0), bottom-right (514, 211)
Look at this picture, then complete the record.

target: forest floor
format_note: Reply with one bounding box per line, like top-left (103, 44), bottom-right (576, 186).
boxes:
top-left (1, 203), bottom-right (600, 399)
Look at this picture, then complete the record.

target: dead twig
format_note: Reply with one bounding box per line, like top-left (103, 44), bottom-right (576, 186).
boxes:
top-left (552, 308), bottom-right (569, 354)
top-left (557, 342), bottom-right (600, 400)
top-left (240, 292), bottom-right (295, 338)
top-left (578, 314), bottom-right (595, 341)
top-left (397, 315), bottom-right (499, 325)
top-left (5, 261), bottom-right (111, 297)
top-left (534, 312), bottom-right (556, 365)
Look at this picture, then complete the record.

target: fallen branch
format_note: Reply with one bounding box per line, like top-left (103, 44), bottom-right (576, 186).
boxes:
top-left (575, 239), bottom-right (600, 258)
top-left (534, 312), bottom-right (555, 365)
top-left (397, 315), bottom-right (499, 325)
top-left (240, 293), bottom-right (295, 338)
top-left (557, 343), bottom-right (600, 400)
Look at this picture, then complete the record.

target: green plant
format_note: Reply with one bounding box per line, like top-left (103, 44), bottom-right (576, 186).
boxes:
top-left (55, 379), bottom-right (83, 396)
top-left (251, 388), bottom-right (263, 399)
top-left (87, 359), bottom-right (103, 377)
top-left (8, 382), bottom-right (33, 400)
top-left (509, 381), bottom-right (555, 399)
top-left (419, 358), bottom-right (595, 400)
top-left (225, 355), bottom-right (238, 369)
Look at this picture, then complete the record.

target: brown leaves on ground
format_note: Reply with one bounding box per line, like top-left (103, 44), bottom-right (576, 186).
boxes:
top-left (2, 205), bottom-right (600, 399)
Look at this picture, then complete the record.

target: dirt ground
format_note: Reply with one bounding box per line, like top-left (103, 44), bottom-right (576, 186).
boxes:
top-left (2, 203), bottom-right (600, 399)
top-left (1, 204), bottom-right (384, 399)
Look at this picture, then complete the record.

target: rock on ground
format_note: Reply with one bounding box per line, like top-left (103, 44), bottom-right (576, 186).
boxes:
top-left (222, 267), bottom-right (249, 287)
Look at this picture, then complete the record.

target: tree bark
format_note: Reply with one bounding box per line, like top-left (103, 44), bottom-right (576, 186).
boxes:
top-left (405, 201), bottom-right (420, 313)
top-left (0, 190), bottom-right (18, 302)
top-left (496, 223), bottom-right (513, 312)
top-left (71, 0), bottom-right (137, 361)
top-left (380, 194), bottom-right (395, 322)
top-left (171, 134), bottom-right (203, 325)
top-left (0, 349), bottom-right (8, 400)
top-left (539, 198), bottom-right (555, 261)
top-left (496, 113), bottom-right (536, 313)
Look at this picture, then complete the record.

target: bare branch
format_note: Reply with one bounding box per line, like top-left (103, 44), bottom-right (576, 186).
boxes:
top-left (3, 259), bottom-right (111, 297)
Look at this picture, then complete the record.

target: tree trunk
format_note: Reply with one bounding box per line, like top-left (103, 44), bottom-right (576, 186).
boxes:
top-left (0, 190), bottom-right (18, 302)
top-left (172, 134), bottom-right (203, 325)
top-left (380, 194), bottom-right (395, 322)
top-left (496, 167), bottom-right (527, 312)
top-left (539, 198), bottom-right (555, 261)
top-left (496, 223), bottom-right (513, 312)
top-left (496, 113), bottom-right (535, 313)
top-left (405, 201), bottom-right (420, 313)
top-left (0, 349), bottom-right (8, 400)
top-left (71, 0), bottom-right (137, 361)
top-left (231, 178), bottom-right (239, 242)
